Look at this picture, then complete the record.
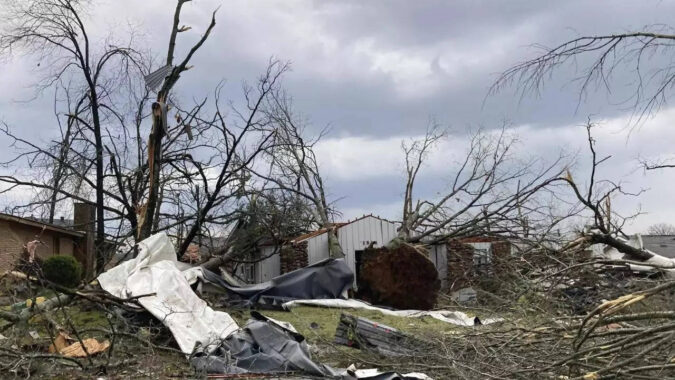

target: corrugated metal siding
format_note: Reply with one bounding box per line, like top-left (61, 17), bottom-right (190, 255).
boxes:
top-left (304, 215), bottom-right (402, 273)
top-left (307, 233), bottom-right (329, 264)
top-left (333, 216), bottom-right (400, 276)
top-left (429, 244), bottom-right (448, 289)
top-left (256, 246), bottom-right (281, 283)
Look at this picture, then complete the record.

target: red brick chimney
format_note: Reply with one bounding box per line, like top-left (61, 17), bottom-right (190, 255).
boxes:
top-left (73, 202), bottom-right (96, 279)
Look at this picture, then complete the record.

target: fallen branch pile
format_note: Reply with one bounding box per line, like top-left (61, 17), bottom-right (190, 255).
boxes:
top-left (415, 280), bottom-right (675, 379)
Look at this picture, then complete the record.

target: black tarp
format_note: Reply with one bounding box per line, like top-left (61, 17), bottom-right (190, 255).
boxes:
top-left (191, 312), bottom-right (429, 379)
top-left (191, 311), bottom-right (335, 376)
top-left (200, 258), bottom-right (354, 307)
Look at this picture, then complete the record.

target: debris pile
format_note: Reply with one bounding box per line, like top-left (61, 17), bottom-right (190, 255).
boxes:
top-left (334, 313), bottom-right (428, 356)
top-left (96, 233), bottom-right (433, 379)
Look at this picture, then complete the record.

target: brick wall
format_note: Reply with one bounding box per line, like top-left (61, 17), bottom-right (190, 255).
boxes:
top-left (0, 220), bottom-right (80, 273)
top-left (446, 239), bottom-right (476, 291)
top-left (280, 241), bottom-right (308, 274)
top-left (445, 238), bottom-right (513, 291)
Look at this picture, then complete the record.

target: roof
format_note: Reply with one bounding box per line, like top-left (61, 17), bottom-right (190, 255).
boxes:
top-left (291, 223), bottom-right (348, 243)
top-left (291, 214), bottom-right (399, 243)
top-left (641, 235), bottom-right (675, 259)
top-left (0, 213), bottom-right (85, 238)
top-left (35, 217), bottom-right (74, 228)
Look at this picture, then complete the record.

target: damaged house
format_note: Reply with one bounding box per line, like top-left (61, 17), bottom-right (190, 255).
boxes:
top-left (235, 214), bottom-right (516, 291)
top-left (429, 236), bottom-right (516, 291)
top-left (238, 215), bottom-right (400, 284)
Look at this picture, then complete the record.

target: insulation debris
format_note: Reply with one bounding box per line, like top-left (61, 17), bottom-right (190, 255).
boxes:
top-left (283, 298), bottom-right (504, 326)
top-left (97, 233), bottom-right (238, 354)
top-left (60, 338), bottom-right (110, 358)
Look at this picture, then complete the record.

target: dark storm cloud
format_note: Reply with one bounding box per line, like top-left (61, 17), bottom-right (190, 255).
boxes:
top-left (4, 0), bottom-right (675, 136)
top-left (1, 0), bottom-right (674, 230)
top-left (165, 0), bottom-right (675, 136)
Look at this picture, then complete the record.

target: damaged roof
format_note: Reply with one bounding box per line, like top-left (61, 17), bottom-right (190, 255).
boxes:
top-left (291, 214), bottom-right (398, 243)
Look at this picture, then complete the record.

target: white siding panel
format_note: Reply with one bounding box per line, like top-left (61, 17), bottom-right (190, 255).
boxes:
top-left (371, 218), bottom-right (383, 247)
top-left (307, 233), bottom-right (329, 264)
top-left (341, 222), bottom-right (356, 273)
top-left (256, 246), bottom-right (281, 283)
top-left (337, 231), bottom-right (347, 271)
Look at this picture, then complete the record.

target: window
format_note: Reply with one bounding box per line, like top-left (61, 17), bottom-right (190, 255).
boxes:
top-left (473, 247), bottom-right (491, 273)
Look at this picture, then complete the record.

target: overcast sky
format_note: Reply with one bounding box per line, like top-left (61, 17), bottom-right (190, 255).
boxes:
top-left (1, 0), bottom-right (675, 232)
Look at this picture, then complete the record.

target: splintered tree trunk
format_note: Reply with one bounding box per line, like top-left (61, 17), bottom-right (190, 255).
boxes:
top-left (357, 243), bottom-right (440, 310)
top-left (138, 102), bottom-right (166, 240)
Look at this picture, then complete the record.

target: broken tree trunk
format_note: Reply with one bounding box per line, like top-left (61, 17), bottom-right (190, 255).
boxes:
top-left (138, 101), bottom-right (167, 240)
top-left (327, 228), bottom-right (344, 259)
top-left (357, 242), bottom-right (440, 310)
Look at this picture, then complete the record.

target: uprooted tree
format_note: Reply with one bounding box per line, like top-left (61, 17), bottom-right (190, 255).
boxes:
top-left (396, 122), bottom-right (567, 246)
top-left (557, 122), bottom-right (675, 273)
top-left (489, 24), bottom-right (675, 270)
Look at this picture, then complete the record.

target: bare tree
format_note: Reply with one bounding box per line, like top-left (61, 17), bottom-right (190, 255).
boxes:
top-left (491, 27), bottom-right (675, 125)
top-left (646, 223), bottom-right (675, 235)
top-left (558, 122), bottom-right (675, 270)
top-left (0, 1), bottom-right (294, 275)
top-left (0, 0), bottom-right (145, 267)
top-left (137, 0), bottom-right (218, 241)
top-left (174, 61), bottom-right (288, 257)
top-left (252, 90), bottom-right (344, 258)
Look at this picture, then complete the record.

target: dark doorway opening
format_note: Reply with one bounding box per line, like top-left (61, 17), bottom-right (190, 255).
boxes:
top-left (354, 249), bottom-right (364, 290)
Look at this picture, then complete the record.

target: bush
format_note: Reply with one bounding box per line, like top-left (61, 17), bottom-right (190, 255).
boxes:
top-left (42, 255), bottom-right (82, 288)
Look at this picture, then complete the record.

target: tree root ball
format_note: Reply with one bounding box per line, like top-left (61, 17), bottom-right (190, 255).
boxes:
top-left (357, 243), bottom-right (440, 310)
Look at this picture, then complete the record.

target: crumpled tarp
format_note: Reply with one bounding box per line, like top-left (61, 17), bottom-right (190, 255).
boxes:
top-left (283, 298), bottom-right (504, 326)
top-left (198, 258), bottom-right (354, 307)
top-left (191, 311), bottom-right (432, 379)
top-left (191, 311), bottom-right (336, 376)
top-left (97, 233), bottom-right (239, 354)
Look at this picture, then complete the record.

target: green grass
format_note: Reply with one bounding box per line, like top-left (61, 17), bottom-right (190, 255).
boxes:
top-left (235, 306), bottom-right (458, 340)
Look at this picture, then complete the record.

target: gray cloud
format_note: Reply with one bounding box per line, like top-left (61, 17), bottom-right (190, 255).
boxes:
top-left (1, 0), bottom-right (674, 231)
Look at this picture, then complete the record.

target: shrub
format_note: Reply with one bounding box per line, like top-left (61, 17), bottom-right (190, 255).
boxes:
top-left (42, 255), bottom-right (82, 288)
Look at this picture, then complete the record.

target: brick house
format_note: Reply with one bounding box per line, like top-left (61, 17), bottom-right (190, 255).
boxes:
top-left (0, 203), bottom-right (97, 277)
top-left (443, 236), bottom-right (515, 291)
